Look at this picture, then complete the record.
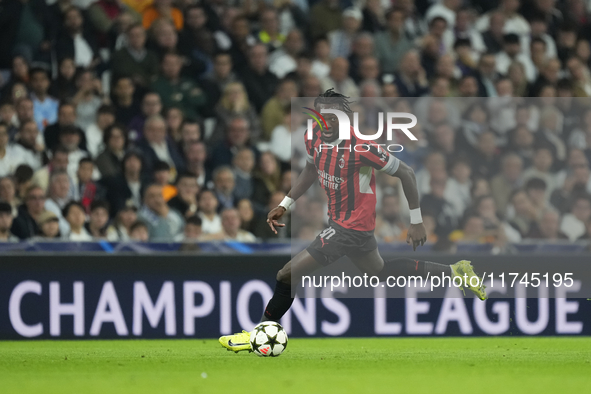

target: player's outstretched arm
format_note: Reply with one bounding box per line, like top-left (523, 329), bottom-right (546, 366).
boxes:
top-left (267, 161), bottom-right (317, 234)
top-left (393, 161), bottom-right (427, 250)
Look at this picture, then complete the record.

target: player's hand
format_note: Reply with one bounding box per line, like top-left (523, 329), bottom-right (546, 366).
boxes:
top-left (267, 206), bottom-right (286, 234)
top-left (406, 223), bottom-right (427, 251)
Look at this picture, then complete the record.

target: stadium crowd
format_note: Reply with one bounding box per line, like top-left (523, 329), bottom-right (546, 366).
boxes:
top-left (0, 0), bottom-right (591, 248)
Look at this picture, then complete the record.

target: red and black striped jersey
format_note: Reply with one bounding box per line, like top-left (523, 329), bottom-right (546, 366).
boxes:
top-left (304, 123), bottom-right (400, 232)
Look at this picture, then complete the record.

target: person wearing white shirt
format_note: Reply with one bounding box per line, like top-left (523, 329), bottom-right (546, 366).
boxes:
top-left (475, 0), bottom-right (531, 36)
top-left (495, 33), bottom-right (537, 82)
top-left (198, 189), bottom-right (223, 235)
top-left (425, 0), bottom-right (460, 27)
top-left (221, 208), bottom-right (257, 242)
top-left (12, 120), bottom-right (45, 171)
top-left (0, 123), bottom-right (24, 177)
top-left (63, 201), bottom-right (94, 241)
top-left (44, 171), bottom-right (73, 236)
top-left (85, 105), bottom-right (115, 159)
top-left (310, 38), bottom-right (331, 79)
top-left (269, 29), bottom-right (305, 79)
top-left (560, 196), bottom-right (591, 241)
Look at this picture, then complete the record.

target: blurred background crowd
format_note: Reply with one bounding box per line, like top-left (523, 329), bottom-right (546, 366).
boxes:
top-left (0, 0), bottom-right (591, 248)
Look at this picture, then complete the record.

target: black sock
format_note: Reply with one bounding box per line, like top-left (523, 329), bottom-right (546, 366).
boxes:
top-left (378, 258), bottom-right (450, 281)
top-left (262, 281), bottom-right (294, 322)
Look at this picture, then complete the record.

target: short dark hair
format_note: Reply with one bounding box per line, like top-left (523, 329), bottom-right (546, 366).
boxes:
top-left (14, 165), bottom-right (34, 184)
top-left (153, 160), bottom-right (170, 172)
top-left (0, 202), bottom-right (12, 214)
top-left (503, 33), bottom-right (520, 44)
top-left (130, 220), bottom-right (148, 233)
top-left (29, 67), bottom-right (50, 79)
top-left (314, 88), bottom-right (354, 113)
top-left (525, 177), bottom-right (547, 191)
top-left (186, 215), bottom-right (202, 227)
top-left (78, 157), bottom-right (93, 167)
top-left (175, 172), bottom-right (198, 185)
top-left (62, 201), bottom-right (85, 218)
top-left (90, 199), bottom-right (110, 213)
top-left (103, 123), bottom-right (129, 147)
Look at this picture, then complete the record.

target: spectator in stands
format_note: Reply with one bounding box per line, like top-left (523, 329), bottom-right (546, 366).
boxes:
top-left (420, 170), bottom-right (458, 237)
top-left (165, 107), bottom-right (184, 144)
top-left (490, 153), bottom-right (524, 214)
top-left (525, 177), bottom-right (551, 215)
top-left (49, 58), bottom-right (77, 101)
top-left (221, 208), bottom-right (256, 242)
top-left (58, 126), bottom-right (91, 181)
top-left (142, 0), bottom-right (183, 31)
top-left (321, 57), bottom-right (360, 98)
top-left (232, 147), bottom-right (256, 201)
top-left (261, 79), bottom-right (297, 141)
top-left (269, 29), bottom-right (305, 79)
top-left (95, 124), bottom-right (128, 179)
top-left (168, 173), bottom-right (199, 218)
top-left (212, 166), bottom-right (236, 211)
top-left (0, 177), bottom-right (19, 217)
top-left (528, 209), bottom-right (568, 240)
top-left (128, 92), bottom-right (162, 142)
top-left (202, 52), bottom-right (237, 108)
top-left (30, 68), bottom-right (58, 131)
top-left (240, 44), bottom-right (279, 113)
top-left (560, 194), bottom-right (591, 241)
top-left (44, 102), bottom-right (86, 152)
top-left (112, 203), bottom-right (137, 241)
top-left (14, 121), bottom-right (46, 171)
top-left (11, 185), bottom-right (46, 239)
top-left (102, 150), bottom-right (146, 215)
top-left (214, 82), bottom-right (261, 145)
top-left (44, 170), bottom-right (72, 236)
top-left (183, 141), bottom-right (208, 187)
top-left (179, 215), bottom-right (203, 241)
top-left (86, 200), bottom-right (116, 240)
top-left (0, 202), bottom-right (17, 242)
top-left (448, 215), bottom-right (487, 243)
top-left (63, 201), bottom-right (92, 241)
top-left (128, 221), bottom-right (149, 242)
top-left (151, 161), bottom-right (176, 200)
top-left (375, 194), bottom-right (406, 243)
top-left (374, 8), bottom-right (413, 75)
top-left (111, 24), bottom-right (159, 88)
top-left (85, 105), bottom-right (116, 159)
top-left (138, 184), bottom-right (184, 240)
top-left (111, 77), bottom-right (140, 127)
top-left (0, 123), bottom-right (24, 177)
top-left (210, 117), bottom-right (254, 169)
top-left (508, 189), bottom-right (539, 237)
top-left (578, 217), bottom-right (591, 240)
top-left (34, 210), bottom-right (61, 240)
top-left (475, 0), bottom-right (530, 36)
top-left (137, 114), bottom-right (185, 178)
top-left (76, 158), bottom-right (103, 212)
top-left (394, 50), bottom-right (429, 97)
top-left (151, 52), bottom-right (207, 120)
top-left (197, 189), bottom-right (222, 235)
top-left (56, 7), bottom-right (99, 69)
top-left (237, 198), bottom-right (255, 234)
top-left (252, 152), bottom-right (281, 208)
top-left (522, 146), bottom-right (557, 196)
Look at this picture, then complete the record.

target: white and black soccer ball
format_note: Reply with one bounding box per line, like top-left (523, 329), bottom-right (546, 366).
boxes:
top-left (249, 321), bottom-right (288, 357)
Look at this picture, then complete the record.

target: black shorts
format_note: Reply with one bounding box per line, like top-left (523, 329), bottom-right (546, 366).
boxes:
top-left (306, 220), bottom-right (378, 266)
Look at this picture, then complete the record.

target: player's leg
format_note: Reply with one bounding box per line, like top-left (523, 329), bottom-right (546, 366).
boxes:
top-left (261, 249), bottom-right (322, 322)
top-left (219, 249), bottom-right (322, 352)
top-left (349, 250), bottom-right (487, 300)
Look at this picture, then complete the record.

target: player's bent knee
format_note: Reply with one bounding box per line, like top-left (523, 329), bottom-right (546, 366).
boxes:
top-left (276, 267), bottom-right (291, 284)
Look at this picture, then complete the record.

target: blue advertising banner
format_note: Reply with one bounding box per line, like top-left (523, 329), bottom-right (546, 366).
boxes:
top-left (1, 254), bottom-right (589, 339)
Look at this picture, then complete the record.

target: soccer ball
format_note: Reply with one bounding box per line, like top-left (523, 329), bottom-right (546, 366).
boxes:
top-left (249, 321), bottom-right (288, 357)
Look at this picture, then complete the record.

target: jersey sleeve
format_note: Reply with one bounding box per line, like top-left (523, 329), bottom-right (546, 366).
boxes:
top-left (358, 142), bottom-right (400, 175)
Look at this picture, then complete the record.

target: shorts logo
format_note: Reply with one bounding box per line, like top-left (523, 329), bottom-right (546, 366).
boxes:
top-left (319, 227), bottom-right (336, 248)
top-left (339, 158), bottom-right (345, 168)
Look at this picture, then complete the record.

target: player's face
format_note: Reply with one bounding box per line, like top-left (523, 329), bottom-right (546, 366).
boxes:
top-left (316, 103), bottom-right (342, 142)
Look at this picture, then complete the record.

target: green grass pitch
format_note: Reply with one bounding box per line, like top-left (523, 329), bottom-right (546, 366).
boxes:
top-left (1, 338), bottom-right (590, 394)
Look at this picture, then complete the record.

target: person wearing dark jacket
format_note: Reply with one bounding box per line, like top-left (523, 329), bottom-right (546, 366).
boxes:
top-left (136, 114), bottom-right (185, 178)
top-left (10, 185), bottom-right (46, 239)
top-left (55, 7), bottom-right (100, 70)
top-left (101, 150), bottom-right (147, 217)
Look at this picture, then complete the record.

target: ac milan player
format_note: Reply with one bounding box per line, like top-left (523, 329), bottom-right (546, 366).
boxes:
top-left (219, 89), bottom-right (487, 353)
